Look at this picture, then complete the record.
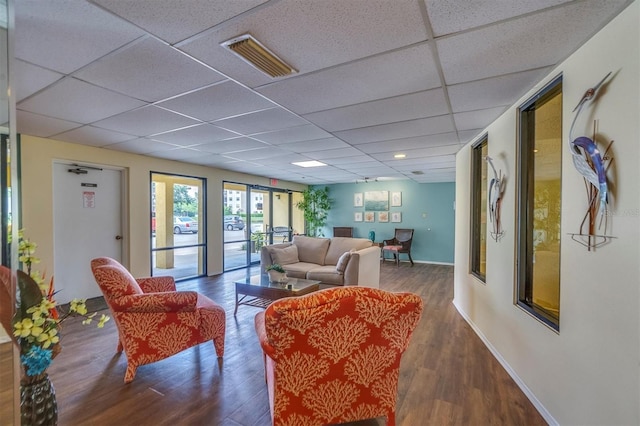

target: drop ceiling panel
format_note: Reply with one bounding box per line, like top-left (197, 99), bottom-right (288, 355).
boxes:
top-left (437, 1), bottom-right (628, 85)
top-left (93, 0), bottom-right (268, 45)
top-left (304, 147), bottom-right (363, 160)
top-left (18, 77), bottom-right (146, 123)
top-left (148, 147), bottom-right (204, 160)
top-left (223, 146), bottom-right (290, 161)
top-left (75, 37), bottom-right (226, 102)
top-left (371, 144), bottom-right (460, 161)
top-left (335, 115), bottom-right (454, 145)
top-left (278, 138), bottom-right (350, 153)
top-left (107, 137), bottom-right (176, 154)
top-left (54, 126), bottom-right (137, 147)
top-left (357, 133), bottom-right (459, 154)
top-left (448, 68), bottom-right (551, 113)
top-left (156, 80), bottom-right (275, 122)
top-left (17, 110), bottom-right (81, 138)
top-left (250, 125), bottom-right (332, 145)
top-left (256, 43), bottom-right (441, 114)
top-left (426, 0), bottom-right (571, 37)
top-left (178, 153), bottom-right (229, 167)
top-left (303, 89), bottom-right (449, 132)
top-left (212, 107), bottom-right (308, 134)
top-left (458, 129), bottom-right (485, 145)
top-left (15, 0), bottom-right (145, 74)
top-left (92, 105), bottom-right (200, 136)
top-left (14, 60), bottom-right (63, 102)
top-left (150, 123), bottom-right (239, 146)
top-left (322, 155), bottom-right (374, 165)
top-left (193, 137), bottom-right (269, 154)
top-left (453, 107), bottom-right (508, 131)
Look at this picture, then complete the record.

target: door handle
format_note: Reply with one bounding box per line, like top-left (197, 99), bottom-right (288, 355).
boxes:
top-left (115, 235), bottom-right (123, 240)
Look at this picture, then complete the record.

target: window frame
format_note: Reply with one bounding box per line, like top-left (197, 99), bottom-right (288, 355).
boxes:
top-left (470, 135), bottom-right (488, 282)
top-left (515, 75), bottom-right (563, 331)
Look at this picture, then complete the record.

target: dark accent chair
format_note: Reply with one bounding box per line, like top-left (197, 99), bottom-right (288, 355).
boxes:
top-left (333, 227), bottom-right (353, 237)
top-left (382, 228), bottom-right (414, 267)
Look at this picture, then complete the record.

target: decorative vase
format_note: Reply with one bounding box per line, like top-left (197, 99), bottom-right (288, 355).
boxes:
top-left (267, 270), bottom-right (287, 283)
top-left (20, 372), bottom-right (58, 426)
top-left (368, 230), bottom-right (376, 242)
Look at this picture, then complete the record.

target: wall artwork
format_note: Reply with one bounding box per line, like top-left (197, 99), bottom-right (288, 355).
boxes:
top-left (391, 212), bottom-right (402, 223)
top-left (378, 212), bottom-right (389, 222)
top-left (364, 212), bottom-right (375, 222)
top-left (354, 212), bottom-right (363, 222)
top-left (391, 191), bottom-right (402, 207)
top-left (354, 192), bottom-right (363, 207)
top-left (364, 191), bottom-right (389, 211)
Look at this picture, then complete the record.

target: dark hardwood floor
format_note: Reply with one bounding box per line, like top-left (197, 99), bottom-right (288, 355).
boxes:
top-left (27, 263), bottom-right (545, 425)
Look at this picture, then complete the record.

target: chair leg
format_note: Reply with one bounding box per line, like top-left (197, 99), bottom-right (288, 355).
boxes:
top-left (124, 364), bottom-right (137, 384)
top-left (213, 335), bottom-right (225, 358)
top-left (407, 252), bottom-right (414, 266)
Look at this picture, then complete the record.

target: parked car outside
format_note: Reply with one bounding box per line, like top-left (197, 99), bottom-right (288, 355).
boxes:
top-left (174, 216), bottom-right (198, 234)
top-left (224, 215), bottom-right (245, 230)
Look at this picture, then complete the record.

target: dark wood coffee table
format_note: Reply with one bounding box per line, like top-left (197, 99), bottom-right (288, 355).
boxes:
top-left (234, 274), bottom-right (321, 315)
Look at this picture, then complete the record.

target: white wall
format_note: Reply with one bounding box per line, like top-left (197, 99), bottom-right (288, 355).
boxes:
top-left (454, 2), bottom-right (639, 425)
top-left (18, 135), bottom-right (306, 279)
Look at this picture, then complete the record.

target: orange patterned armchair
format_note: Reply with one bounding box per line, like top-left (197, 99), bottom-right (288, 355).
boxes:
top-left (90, 257), bottom-right (226, 383)
top-left (254, 286), bottom-right (423, 426)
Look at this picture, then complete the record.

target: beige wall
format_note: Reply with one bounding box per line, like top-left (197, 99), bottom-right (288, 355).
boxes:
top-left (19, 135), bottom-right (306, 278)
top-left (454, 2), bottom-right (639, 425)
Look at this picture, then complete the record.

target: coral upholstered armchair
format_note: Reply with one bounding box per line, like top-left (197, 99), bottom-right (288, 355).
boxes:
top-left (90, 257), bottom-right (225, 383)
top-left (254, 286), bottom-right (423, 426)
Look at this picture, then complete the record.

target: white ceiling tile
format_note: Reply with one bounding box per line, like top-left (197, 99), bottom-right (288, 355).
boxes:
top-left (357, 133), bottom-right (460, 154)
top-left (148, 147), bottom-right (204, 160)
top-left (178, 153), bottom-right (229, 167)
top-left (157, 80), bottom-right (275, 122)
top-left (458, 129), bottom-right (485, 145)
top-left (15, 0), bottom-right (145, 74)
top-left (213, 107), bottom-right (308, 134)
top-left (193, 137), bottom-right (270, 154)
top-left (371, 144), bottom-right (461, 161)
top-left (223, 146), bottom-right (290, 161)
top-left (390, 154), bottom-right (457, 167)
top-left (304, 147), bottom-right (364, 160)
top-left (335, 115), bottom-right (455, 145)
top-left (18, 77), bottom-right (146, 123)
top-left (16, 110), bottom-right (81, 137)
top-left (323, 156), bottom-right (375, 165)
top-left (279, 138), bottom-right (350, 153)
top-left (260, 153), bottom-right (312, 166)
top-left (75, 37), bottom-right (226, 102)
top-left (92, 105), bottom-right (200, 136)
top-left (151, 123), bottom-right (239, 146)
top-left (453, 107), bottom-right (508, 131)
top-left (426, 0), bottom-right (571, 36)
top-left (106, 137), bottom-right (176, 154)
top-left (54, 125), bottom-right (137, 147)
top-left (437, 1), bottom-right (628, 84)
top-left (256, 43), bottom-right (441, 114)
top-left (93, 0), bottom-right (269, 45)
top-left (250, 124), bottom-right (332, 145)
top-left (303, 89), bottom-right (449, 132)
top-left (448, 68), bottom-right (551, 113)
top-left (14, 60), bottom-right (63, 102)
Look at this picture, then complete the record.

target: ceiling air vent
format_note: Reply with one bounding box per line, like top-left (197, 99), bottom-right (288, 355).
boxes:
top-left (411, 171), bottom-right (424, 175)
top-left (221, 34), bottom-right (296, 78)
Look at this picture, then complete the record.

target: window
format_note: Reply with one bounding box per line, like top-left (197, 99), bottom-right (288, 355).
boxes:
top-left (516, 76), bottom-right (562, 330)
top-left (471, 136), bottom-right (488, 281)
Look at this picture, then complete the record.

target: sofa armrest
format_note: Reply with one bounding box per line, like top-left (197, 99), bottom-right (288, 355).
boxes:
top-left (343, 246), bottom-right (380, 287)
top-left (110, 291), bottom-right (198, 313)
top-left (136, 276), bottom-right (176, 293)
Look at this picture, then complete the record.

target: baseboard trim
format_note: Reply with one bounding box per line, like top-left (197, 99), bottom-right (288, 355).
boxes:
top-left (452, 300), bottom-right (558, 426)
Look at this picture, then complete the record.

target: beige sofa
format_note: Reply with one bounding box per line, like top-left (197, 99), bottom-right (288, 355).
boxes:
top-left (260, 235), bottom-right (380, 288)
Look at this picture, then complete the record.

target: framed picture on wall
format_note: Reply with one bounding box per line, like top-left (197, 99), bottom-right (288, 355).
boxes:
top-left (364, 191), bottom-right (389, 211)
top-left (391, 191), bottom-right (402, 207)
top-left (364, 212), bottom-right (375, 222)
top-left (354, 212), bottom-right (363, 222)
top-left (378, 211), bottom-right (389, 222)
top-left (354, 192), bottom-right (363, 207)
top-left (391, 212), bottom-right (402, 223)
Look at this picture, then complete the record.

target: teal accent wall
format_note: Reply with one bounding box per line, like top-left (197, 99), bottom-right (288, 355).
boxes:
top-left (319, 181), bottom-right (455, 264)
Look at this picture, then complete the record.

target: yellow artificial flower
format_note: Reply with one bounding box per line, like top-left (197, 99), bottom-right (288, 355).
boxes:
top-left (97, 314), bottom-right (110, 328)
top-left (36, 328), bottom-right (59, 349)
top-left (70, 298), bottom-right (88, 315)
top-left (14, 318), bottom-right (35, 338)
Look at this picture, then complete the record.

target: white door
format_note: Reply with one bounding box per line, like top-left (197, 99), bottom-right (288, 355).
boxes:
top-left (53, 162), bottom-right (123, 304)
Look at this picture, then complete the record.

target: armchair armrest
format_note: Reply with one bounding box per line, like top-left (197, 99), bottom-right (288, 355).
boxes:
top-left (110, 291), bottom-right (198, 313)
top-left (254, 311), bottom-right (277, 360)
top-left (136, 276), bottom-right (176, 293)
top-left (382, 238), bottom-right (396, 246)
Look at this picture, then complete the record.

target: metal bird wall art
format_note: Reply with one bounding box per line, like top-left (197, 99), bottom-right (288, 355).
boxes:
top-left (485, 156), bottom-right (505, 241)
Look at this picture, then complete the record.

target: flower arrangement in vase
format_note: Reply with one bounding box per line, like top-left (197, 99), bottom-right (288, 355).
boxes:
top-left (9, 230), bottom-right (110, 425)
top-left (266, 264), bottom-right (287, 283)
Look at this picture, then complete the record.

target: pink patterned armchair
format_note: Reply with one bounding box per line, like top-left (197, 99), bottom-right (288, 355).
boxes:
top-left (90, 257), bottom-right (225, 383)
top-left (254, 286), bottom-right (423, 426)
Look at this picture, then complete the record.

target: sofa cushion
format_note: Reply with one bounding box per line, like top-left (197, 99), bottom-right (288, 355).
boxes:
top-left (306, 266), bottom-right (344, 286)
top-left (325, 237), bottom-right (373, 265)
top-left (269, 244), bottom-right (299, 265)
top-left (292, 235), bottom-right (330, 265)
top-left (281, 262), bottom-right (319, 279)
top-left (335, 251), bottom-right (352, 273)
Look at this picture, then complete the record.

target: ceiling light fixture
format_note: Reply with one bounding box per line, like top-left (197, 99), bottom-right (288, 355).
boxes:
top-left (292, 160), bottom-right (327, 168)
top-left (221, 34), bottom-right (297, 78)
top-left (394, 153), bottom-right (406, 159)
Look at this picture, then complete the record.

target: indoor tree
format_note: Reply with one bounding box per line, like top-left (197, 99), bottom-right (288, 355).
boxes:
top-left (295, 187), bottom-right (332, 237)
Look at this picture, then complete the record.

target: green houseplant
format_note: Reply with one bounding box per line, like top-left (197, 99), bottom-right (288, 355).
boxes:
top-left (266, 264), bottom-right (287, 283)
top-left (295, 187), bottom-right (332, 237)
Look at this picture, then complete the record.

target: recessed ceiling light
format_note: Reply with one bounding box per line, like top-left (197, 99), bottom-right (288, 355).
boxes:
top-left (221, 34), bottom-right (296, 78)
top-left (394, 153), bottom-right (406, 159)
top-left (292, 160), bottom-right (327, 168)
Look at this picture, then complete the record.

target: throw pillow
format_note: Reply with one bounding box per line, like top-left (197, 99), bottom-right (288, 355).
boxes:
top-left (271, 245), bottom-right (299, 265)
top-left (335, 251), bottom-right (351, 273)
